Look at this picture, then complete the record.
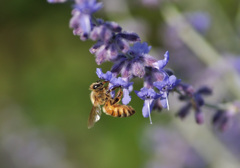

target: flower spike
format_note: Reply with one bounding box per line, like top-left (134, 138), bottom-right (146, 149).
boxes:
top-left (47, 0), bottom-right (238, 131)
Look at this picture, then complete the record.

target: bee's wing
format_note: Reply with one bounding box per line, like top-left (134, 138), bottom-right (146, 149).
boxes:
top-left (88, 105), bottom-right (102, 129)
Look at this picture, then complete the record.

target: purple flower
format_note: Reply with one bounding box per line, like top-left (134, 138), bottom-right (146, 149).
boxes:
top-left (129, 41), bottom-right (151, 55)
top-left (69, 0), bottom-right (103, 40)
top-left (95, 68), bottom-right (133, 104)
top-left (135, 87), bottom-right (161, 123)
top-left (74, 0), bottom-right (103, 14)
top-left (152, 51), bottom-right (169, 70)
top-left (90, 26), bottom-right (140, 65)
top-left (96, 68), bottom-right (113, 81)
top-left (143, 67), bottom-right (165, 88)
top-left (96, 68), bottom-right (133, 88)
top-left (110, 76), bottom-right (133, 89)
top-left (153, 75), bottom-right (180, 109)
top-left (90, 21), bottom-right (121, 41)
top-left (111, 42), bottom-right (159, 80)
top-left (141, 51), bottom-right (170, 89)
top-left (90, 20), bottom-right (121, 39)
top-left (153, 75), bottom-right (178, 91)
top-left (176, 85), bottom-right (212, 124)
top-left (122, 88), bottom-right (132, 105)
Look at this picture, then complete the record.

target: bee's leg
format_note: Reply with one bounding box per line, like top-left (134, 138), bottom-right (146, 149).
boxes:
top-left (111, 88), bottom-right (123, 105)
top-left (106, 86), bottom-right (121, 94)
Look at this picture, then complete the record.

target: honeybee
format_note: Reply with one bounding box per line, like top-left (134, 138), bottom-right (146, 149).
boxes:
top-left (88, 81), bottom-right (135, 128)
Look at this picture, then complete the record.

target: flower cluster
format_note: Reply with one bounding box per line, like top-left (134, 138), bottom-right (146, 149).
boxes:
top-left (52, 0), bottom-right (182, 122)
top-left (93, 47), bottom-right (180, 123)
top-left (47, 0), bottom-right (240, 130)
top-left (176, 84), bottom-right (212, 124)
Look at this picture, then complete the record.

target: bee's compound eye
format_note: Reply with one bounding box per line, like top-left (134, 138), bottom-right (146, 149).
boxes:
top-left (93, 84), bottom-right (100, 89)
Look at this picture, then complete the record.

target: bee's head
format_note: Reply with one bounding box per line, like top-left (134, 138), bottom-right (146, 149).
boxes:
top-left (90, 82), bottom-right (104, 91)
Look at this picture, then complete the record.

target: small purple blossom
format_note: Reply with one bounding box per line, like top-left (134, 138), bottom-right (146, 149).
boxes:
top-left (96, 68), bottom-right (113, 81)
top-left (109, 76), bottom-right (133, 89)
top-left (129, 41), bottom-right (151, 55)
top-left (135, 87), bottom-right (161, 123)
top-left (90, 28), bottom-right (140, 65)
top-left (143, 67), bottom-right (165, 88)
top-left (90, 21), bottom-right (121, 41)
top-left (69, 0), bottom-right (103, 40)
top-left (111, 42), bottom-right (158, 80)
top-left (74, 0), bottom-right (103, 14)
top-left (153, 75), bottom-right (181, 109)
top-left (152, 51), bottom-right (169, 70)
top-left (176, 84), bottom-right (212, 124)
top-left (122, 88), bottom-right (132, 105)
top-left (153, 75), bottom-right (179, 91)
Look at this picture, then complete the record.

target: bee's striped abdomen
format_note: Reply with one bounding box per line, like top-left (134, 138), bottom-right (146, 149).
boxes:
top-left (103, 103), bottom-right (135, 117)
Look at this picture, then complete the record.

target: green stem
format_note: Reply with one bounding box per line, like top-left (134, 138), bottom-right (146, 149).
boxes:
top-left (204, 103), bottom-right (227, 111)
